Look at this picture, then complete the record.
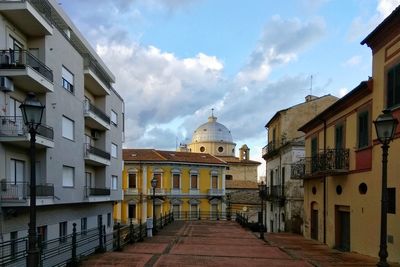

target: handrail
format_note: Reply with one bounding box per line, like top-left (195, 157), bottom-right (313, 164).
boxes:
top-left (0, 116), bottom-right (54, 140)
top-left (84, 100), bottom-right (110, 124)
top-left (0, 49), bottom-right (53, 82)
top-left (0, 180), bottom-right (54, 200)
top-left (84, 143), bottom-right (111, 160)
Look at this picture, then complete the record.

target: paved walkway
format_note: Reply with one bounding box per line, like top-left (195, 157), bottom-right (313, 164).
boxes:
top-left (81, 220), bottom-right (398, 267)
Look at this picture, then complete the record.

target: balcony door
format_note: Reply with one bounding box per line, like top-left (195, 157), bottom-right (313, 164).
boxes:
top-left (10, 159), bottom-right (25, 184)
top-left (311, 137), bottom-right (318, 172)
top-left (211, 175), bottom-right (218, 189)
top-left (85, 172), bottom-right (92, 189)
top-left (335, 124), bottom-right (345, 169)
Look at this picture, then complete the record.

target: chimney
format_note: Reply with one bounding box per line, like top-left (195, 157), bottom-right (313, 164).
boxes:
top-left (305, 95), bottom-right (317, 102)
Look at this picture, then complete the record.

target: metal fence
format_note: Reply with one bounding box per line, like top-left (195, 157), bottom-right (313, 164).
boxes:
top-left (0, 212), bottom-right (174, 267)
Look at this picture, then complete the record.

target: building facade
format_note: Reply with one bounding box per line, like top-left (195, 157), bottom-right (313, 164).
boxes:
top-left (117, 149), bottom-right (227, 224)
top-left (262, 95), bottom-right (337, 233)
top-left (0, 0), bottom-right (124, 243)
top-left (295, 6), bottom-right (400, 263)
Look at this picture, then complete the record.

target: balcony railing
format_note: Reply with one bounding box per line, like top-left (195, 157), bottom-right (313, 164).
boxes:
top-left (84, 56), bottom-right (112, 89)
top-left (208, 189), bottom-right (224, 195)
top-left (0, 181), bottom-right (54, 201)
top-left (84, 143), bottom-right (111, 160)
top-left (262, 140), bottom-right (279, 158)
top-left (0, 49), bottom-right (53, 82)
top-left (291, 149), bottom-right (350, 179)
top-left (270, 185), bottom-right (284, 199)
top-left (147, 188), bottom-right (167, 195)
top-left (0, 116), bottom-right (54, 140)
top-left (84, 100), bottom-right (110, 124)
top-left (85, 187), bottom-right (110, 197)
top-left (124, 188), bottom-right (139, 195)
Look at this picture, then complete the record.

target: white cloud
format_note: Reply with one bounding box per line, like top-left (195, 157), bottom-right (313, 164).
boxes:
top-left (236, 16), bottom-right (325, 86)
top-left (343, 55), bottom-right (362, 67)
top-left (338, 87), bottom-right (349, 97)
top-left (95, 42), bottom-right (225, 148)
top-left (377, 0), bottom-right (400, 18)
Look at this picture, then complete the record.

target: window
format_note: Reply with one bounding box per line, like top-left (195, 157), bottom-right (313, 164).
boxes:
top-left (111, 110), bottom-right (118, 126)
top-left (212, 175), bottom-right (218, 189)
top-left (358, 111), bottom-right (369, 148)
top-left (62, 66), bottom-right (74, 93)
top-left (112, 175), bottom-right (118, 190)
top-left (59, 221), bottom-right (67, 242)
top-left (335, 124), bottom-right (344, 149)
top-left (388, 188), bottom-right (396, 214)
top-left (111, 143), bottom-right (117, 158)
top-left (7, 98), bottom-right (22, 120)
top-left (173, 205), bottom-right (180, 218)
top-left (10, 159), bottom-right (24, 184)
top-left (62, 116), bottom-right (74, 140)
top-left (128, 173), bottom-right (137, 188)
top-left (107, 213), bottom-right (111, 227)
top-left (191, 204), bottom-right (198, 218)
top-left (81, 218), bottom-right (87, 234)
top-left (226, 174), bottom-right (233, 180)
top-left (62, 166), bottom-right (74, 187)
top-left (200, 146), bottom-right (205, 152)
top-left (218, 146), bottom-right (223, 153)
top-left (387, 63), bottom-right (400, 108)
top-left (128, 204), bottom-right (136, 219)
top-left (173, 173), bottom-right (180, 189)
top-left (191, 174), bottom-right (198, 189)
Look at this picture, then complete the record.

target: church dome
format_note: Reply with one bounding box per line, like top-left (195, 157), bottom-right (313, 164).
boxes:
top-left (192, 116), bottom-right (233, 143)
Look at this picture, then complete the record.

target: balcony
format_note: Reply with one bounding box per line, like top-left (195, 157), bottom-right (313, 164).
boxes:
top-left (83, 143), bottom-right (110, 166)
top-left (0, 180), bottom-right (54, 206)
top-left (262, 140), bottom-right (279, 159)
top-left (84, 57), bottom-right (111, 96)
top-left (291, 149), bottom-right (350, 179)
top-left (0, 0), bottom-right (53, 36)
top-left (169, 188), bottom-right (182, 195)
top-left (189, 188), bottom-right (200, 195)
top-left (84, 100), bottom-right (110, 130)
top-left (0, 116), bottom-right (54, 148)
top-left (85, 187), bottom-right (111, 197)
top-left (0, 49), bottom-right (53, 92)
top-left (208, 189), bottom-right (225, 196)
top-left (124, 188), bottom-right (139, 195)
top-left (147, 188), bottom-right (167, 196)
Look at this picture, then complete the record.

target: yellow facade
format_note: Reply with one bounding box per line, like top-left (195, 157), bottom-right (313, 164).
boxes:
top-left (299, 9), bottom-right (400, 263)
top-left (116, 153), bottom-right (227, 224)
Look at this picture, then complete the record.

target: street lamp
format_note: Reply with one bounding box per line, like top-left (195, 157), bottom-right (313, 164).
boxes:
top-left (258, 181), bottom-right (267, 240)
top-left (20, 92), bottom-right (45, 267)
top-left (151, 177), bottom-right (158, 235)
top-left (374, 110), bottom-right (398, 267)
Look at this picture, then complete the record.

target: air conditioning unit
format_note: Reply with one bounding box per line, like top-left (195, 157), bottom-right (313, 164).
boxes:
top-left (0, 77), bottom-right (14, 92)
top-left (91, 129), bottom-right (99, 140)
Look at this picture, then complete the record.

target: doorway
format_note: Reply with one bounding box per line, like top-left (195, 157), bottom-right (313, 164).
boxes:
top-left (335, 206), bottom-right (350, 251)
top-left (311, 202), bottom-right (318, 240)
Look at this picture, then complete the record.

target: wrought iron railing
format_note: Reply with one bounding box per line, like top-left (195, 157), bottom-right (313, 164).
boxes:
top-left (0, 49), bottom-right (53, 82)
top-left (270, 185), bottom-right (284, 199)
top-left (0, 116), bottom-right (54, 140)
top-left (84, 143), bottom-right (111, 160)
top-left (291, 149), bottom-right (350, 179)
top-left (85, 187), bottom-right (111, 197)
top-left (0, 181), bottom-right (54, 201)
top-left (84, 100), bottom-right (110, 124)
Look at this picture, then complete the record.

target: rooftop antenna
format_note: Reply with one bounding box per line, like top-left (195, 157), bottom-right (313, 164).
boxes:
top-left (310, 75), bottom-right (313, 96)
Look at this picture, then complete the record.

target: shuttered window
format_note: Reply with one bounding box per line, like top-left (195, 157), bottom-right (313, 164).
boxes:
top-left (173, 174), bottom-right (180, 189)
top-left (128, 173), bottom-right (136, 188)
top-left (358, 111), bottom-right (369, 148)
top-left (62, 66), bottom-right (74, 93)
top-left (212, 175), bottom-right (218, 189)
top-left (191, 174), bottom-right (198, 189)
top-left (387, 63), bottom-right (400, 108)
top-left (154, 173), bottom-right (161, 188)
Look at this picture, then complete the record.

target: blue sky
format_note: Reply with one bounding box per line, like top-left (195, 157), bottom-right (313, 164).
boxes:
top-left (60, 0), bottom-right (399, 176)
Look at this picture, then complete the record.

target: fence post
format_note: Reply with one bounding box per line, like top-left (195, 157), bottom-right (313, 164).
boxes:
top-left (116, 222), bottom-right (121, 251)
top-left (129, 219), bottom-right (135, 244)
top-left (103, 225), bottom-right (106, 250)
top-left (139, 219), bottom-right (144, 241)
top-left (97, 217), bottom-right (105, 253)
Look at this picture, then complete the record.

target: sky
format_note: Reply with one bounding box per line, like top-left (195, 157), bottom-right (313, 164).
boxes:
top-left (60, 0), bottom-right (400, 177)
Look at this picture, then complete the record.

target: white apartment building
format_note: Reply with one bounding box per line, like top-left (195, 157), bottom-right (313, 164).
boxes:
top-left (0, 0), bottom-right (124, 244)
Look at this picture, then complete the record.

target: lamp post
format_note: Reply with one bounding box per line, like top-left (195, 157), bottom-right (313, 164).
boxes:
top-left (20, 92), bottom-right (45, 267)
top-left (374, 110), bottom-right (398, 267)
top-left (258, 181), bottom-right (267, 240)
top-left (151, 177), bottom-right (158, 235)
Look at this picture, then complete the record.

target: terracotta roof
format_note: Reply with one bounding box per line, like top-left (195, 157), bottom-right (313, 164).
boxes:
top-left (228, 189), bottom-right (260, 205)
top-left (217, 156), bottom-right (261, 165)
top-left (226, 180), bottom-right (258, 189)
top-left (123, 149), bottom-right (227, 165)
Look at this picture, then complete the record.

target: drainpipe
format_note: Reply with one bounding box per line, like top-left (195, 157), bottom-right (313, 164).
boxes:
top-left (323, 119), bottom-right (327, 244)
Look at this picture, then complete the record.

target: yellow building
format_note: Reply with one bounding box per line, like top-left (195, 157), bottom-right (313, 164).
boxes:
top-left (297, 6), bottom-right (400, 262)
top-left (116, 149), bottom-right (227, 224)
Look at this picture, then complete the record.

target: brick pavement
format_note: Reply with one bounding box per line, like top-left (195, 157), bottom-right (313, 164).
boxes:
top-left (81, 220), bottom-right (398, 267)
